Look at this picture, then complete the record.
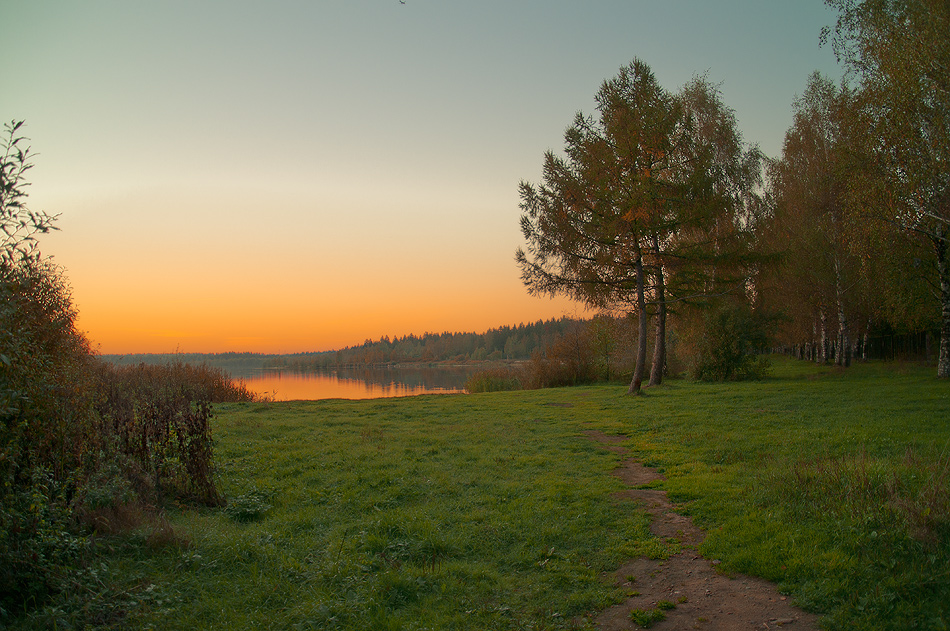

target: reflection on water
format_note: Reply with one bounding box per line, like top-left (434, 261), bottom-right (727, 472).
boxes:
top-left (241, 366), bottom-right (477, 401)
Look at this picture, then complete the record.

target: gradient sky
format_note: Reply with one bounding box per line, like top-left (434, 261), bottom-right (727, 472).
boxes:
top-left (2, 1), bottom-right (843, 354)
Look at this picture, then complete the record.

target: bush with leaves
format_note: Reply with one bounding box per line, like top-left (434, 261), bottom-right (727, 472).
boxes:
top-left (0, 257), bottom-right (97, 618)
top-left (0, 121), bottom-right (94, 616)
top-left (92, 361), bottom-right (231, 506)
top-left (0, 265), bottom-right (231, 621)
top-left (1, 120), bottom-right (58, 265)
top-left (1, 121), bottom-right (255, 624)
top-left (686, 300), bottom-right (778, 381)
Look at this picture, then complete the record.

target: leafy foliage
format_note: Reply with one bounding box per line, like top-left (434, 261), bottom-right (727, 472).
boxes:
top-left (0, 120), bottom-right (58, 265)
top-left (761, 73), bottom-right (869, 366)
top-left (517, 59), bottom-right (764, 393)
top-left (0, 256), bottom-right (97, 617)
top-left (0, 259), bottom-right (236, 622)
top-left (684, 300), bottom-right (777, 381)
top-left (0, 123), bottom-right (256, 625)
top-left (822, 0), bottom-right (950, 377)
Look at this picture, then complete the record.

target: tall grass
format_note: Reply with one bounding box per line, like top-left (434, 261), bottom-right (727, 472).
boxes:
top-left (464, 350), bottom-right (598, 393)
top-left (90, 360), bottom-right (254, 507)
top-left (775, 448), bottom-right (949, 548)
top-left (464, 364), bottom-right (523, 392)
top-left (1, 354), bottom-right (262, 627)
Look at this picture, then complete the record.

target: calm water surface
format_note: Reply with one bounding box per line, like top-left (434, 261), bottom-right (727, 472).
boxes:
top-left (240, 366), bottom-right (477, 401)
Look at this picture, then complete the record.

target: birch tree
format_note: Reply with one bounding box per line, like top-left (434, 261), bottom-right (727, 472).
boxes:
top-left (768, 74), bottom-right (863, 366)
top-left (825, 0), bottom-right (950, 377)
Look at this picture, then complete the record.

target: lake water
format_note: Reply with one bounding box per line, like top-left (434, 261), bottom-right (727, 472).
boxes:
top-left (239, 365), bottom-right (478, 401)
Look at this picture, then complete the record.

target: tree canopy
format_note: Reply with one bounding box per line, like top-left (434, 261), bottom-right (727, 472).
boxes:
top-left (517, 59), bottom-right (762, 393)
top-left (824, 0), bottom-right (950, 377)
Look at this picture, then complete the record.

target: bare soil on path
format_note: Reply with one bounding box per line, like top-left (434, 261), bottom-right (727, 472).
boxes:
top-left (584, 430), bottom-right (821, 631)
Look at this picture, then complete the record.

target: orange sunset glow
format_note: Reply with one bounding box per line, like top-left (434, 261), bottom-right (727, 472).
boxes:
top-left (4, 2), bottom-right (842, 354)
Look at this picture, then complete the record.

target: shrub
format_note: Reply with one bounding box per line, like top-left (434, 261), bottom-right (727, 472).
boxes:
top-left (521, 325), bottom-right (598, 389)
top-left (1, 258), bottom-right (96, 617)
top-left (0, 120), bottom-right (251, 624)
top-left (91, 361), bottom-right (226, 506)
top-left (684, 300), bottom-right (778, 381)
top-left (0, 274), bottom-right (236, 618)
top-left (465, 365), bottom-right (522, 393)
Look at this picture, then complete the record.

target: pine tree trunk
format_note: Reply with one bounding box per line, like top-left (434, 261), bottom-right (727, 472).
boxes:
top-left (628, 253), bottom-right (648, 395)
top-left (649, 258), bottom-right (666, 387)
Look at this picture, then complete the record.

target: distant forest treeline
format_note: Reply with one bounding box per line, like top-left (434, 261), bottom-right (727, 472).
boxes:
top-left (266, 317), bottom-right (586, 369)
top-left (101, 317), bottom-right (589, 372)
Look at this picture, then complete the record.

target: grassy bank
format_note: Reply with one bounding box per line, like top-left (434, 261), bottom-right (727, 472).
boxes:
top-left (42, 357), bottom-right (948, 630)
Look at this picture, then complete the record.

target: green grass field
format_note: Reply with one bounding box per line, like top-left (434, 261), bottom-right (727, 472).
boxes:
top-left (69, 357), bottom-right (948, 630)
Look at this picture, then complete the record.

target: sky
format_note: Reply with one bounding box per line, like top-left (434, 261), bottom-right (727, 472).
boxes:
top-left (2, 1), bottom-right (844, 355)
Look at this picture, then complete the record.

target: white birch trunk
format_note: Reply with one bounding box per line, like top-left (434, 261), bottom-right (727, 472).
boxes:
top-left (649, 238), bottom-right (666, 387)
top-left (935, 224), bottom-right (950, 378)
top-left (834, 258), bottom-right (850, 367)
top-left (863, 318), bottom-right (871, 362)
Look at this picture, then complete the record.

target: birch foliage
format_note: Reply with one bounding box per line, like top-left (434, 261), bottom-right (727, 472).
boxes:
top-left (825, 0), bottom-right (950, 376)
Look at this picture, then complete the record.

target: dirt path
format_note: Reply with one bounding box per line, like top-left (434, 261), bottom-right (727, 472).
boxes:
top-left (584, 430), bottom-right (820, 631)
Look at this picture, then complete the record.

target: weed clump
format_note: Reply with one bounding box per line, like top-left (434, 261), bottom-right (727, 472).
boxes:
top-left (465, 365), bottom-right (523, 392)
top-left (225, 490), bottom-right (274, 522)
top-left (629, 605), bottom-right (667, 627)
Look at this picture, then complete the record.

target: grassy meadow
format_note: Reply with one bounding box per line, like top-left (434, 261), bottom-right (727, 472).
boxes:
top-left (58, 357), bottom-right (948, 631)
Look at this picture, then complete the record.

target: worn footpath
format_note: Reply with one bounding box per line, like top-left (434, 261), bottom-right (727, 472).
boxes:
top-left (584, 430), bottom-right (820, 631)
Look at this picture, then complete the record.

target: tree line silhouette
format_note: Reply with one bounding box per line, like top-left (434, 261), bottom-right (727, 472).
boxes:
top-left (264, 317), bottom-right (587, 368)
